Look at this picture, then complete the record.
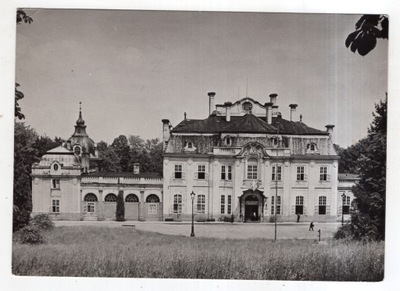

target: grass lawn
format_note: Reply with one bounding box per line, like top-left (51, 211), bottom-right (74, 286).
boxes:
top-left (12, 226), bottom-right (384, 281)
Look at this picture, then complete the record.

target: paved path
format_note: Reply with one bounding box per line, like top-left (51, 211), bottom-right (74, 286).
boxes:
top-left (54, 221), bottom-right (340, 240)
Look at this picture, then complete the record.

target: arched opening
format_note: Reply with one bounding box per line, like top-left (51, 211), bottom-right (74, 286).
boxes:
top-left (146, 194), bottom-right (160, 203)
top-left (84, 193), bottom-right (98, 202)
top-left (83, 193), bottom-right (98, 214)
top-left (104, 193), bottom-right (117, 202)
top-left (125, 194), bottom-right (139, 203)
top-left (244, 194), bottom-right (260, 222)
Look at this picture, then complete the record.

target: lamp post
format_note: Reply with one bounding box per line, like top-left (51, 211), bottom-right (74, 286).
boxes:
top-left (341, 193), bottom-right (346, 225)
top-left (274, 122), bottom-right (280, 242)
top-left (190, 191), bottom-right (195, 237)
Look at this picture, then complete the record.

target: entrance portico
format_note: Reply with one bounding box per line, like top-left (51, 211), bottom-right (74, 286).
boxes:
top-left (239, 189), bottom-right (266, 222)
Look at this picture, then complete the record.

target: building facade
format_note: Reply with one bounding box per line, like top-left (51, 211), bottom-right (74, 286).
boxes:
top-left (162, 92), bottom-right (352, 222)
top-left (31, 106), bottom-right (163, 221)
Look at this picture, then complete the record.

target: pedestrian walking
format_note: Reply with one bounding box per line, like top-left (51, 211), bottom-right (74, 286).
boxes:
top-left (297, 214), bottom-right (300, 223)
top-left (309, 222), bottom-right (314, 231)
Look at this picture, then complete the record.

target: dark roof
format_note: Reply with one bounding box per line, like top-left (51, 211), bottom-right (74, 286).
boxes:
top-left (82, 172), bottom-right (162, 179)
top-left (172, 114), bottom-right (328, 136)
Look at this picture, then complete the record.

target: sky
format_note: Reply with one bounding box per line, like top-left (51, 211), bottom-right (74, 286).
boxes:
top-left (15, 10), bottom-right (388, 147)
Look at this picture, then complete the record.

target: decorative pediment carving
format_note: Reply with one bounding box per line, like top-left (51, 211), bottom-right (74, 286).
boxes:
top-left (237, 142), bottom-right (268, 159)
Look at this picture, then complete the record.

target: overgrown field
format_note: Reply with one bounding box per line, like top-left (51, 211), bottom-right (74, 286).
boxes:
top-left (12, 226), bottom-right (384, 281)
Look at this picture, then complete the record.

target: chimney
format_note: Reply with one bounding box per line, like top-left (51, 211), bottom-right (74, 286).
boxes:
top-left (325, 124), bottom-right (335, 135)
top-left (133, 163), bottom-right (140, 174)
top-left (265, 102), bottom-right (273, 124)
top-left (225, 102), bottom-right (232, 122)
top-left (269, 93), bottom-right (278, 105)
top-left (272, 105), bottom-right (279, 116)
top-left (289, 104), bottom-right (298, 121)
top-left (162, 119), bottom-right (171, 150)
top-left (184, 112), bottom-right (187, 120)
top-left (208, 92), bottom-right (216, 115)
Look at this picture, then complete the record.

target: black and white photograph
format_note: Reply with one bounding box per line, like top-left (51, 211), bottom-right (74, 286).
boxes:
top-left (1, 1), bottom-right (398, 290)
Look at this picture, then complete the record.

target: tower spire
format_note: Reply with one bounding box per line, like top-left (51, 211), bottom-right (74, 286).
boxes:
top-left (76, 101), bottom-right (85, 126)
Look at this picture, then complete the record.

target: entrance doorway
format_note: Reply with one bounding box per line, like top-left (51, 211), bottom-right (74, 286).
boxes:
top-left (244, 195), bottom-right (260, 222)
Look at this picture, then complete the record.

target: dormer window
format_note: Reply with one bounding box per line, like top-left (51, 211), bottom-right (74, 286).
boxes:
top-left (53, 164), bottom-right (59, 171)
top-left (184, 141), bottom-right (196, 152)
top-left (306, 142), bottom-right (319, 154)
top-left (74, 146), bottom-right (82, 155)
top-left (187, 142), bottom-right (193, 149)
top-left (224, 136), bottom-right (232, 146)
top-left (242, 101), bottom-right (253, 113)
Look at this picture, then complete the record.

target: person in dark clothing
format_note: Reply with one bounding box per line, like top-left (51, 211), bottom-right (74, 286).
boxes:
top-left (297, 214), bottom-right (300, 223)
top-left (309, 222), bottom-right (314, 231)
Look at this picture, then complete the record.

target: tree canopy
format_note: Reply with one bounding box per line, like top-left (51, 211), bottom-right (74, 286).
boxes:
top-left (345, 15), bottom-right (388, 56)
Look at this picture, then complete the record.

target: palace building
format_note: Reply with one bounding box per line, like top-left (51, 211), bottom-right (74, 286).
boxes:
top-left (31, 94), bottom-right (356, 222)
top-left (161, 92), bottom-right (355, 222)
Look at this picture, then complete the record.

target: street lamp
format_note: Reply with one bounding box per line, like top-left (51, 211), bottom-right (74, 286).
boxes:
top-left (341, 193), bottom-right (346, 225)
top-left (274, 122), bottom-right (280, 242)
top-left (190, 191), bottom-right (196, 237)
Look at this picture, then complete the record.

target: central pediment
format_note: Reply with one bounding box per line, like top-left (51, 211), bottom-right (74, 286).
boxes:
top-left (237, 142), bottom-right (270, 159)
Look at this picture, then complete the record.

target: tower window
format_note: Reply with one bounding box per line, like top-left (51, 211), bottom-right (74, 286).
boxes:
top-left (74, 146), bottom-right (81, 155)
top-left (247, 159), bottom-right (258, 180)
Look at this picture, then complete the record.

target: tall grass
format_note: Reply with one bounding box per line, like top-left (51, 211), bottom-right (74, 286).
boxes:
top-left (12, 226), bottom-right (384, 281)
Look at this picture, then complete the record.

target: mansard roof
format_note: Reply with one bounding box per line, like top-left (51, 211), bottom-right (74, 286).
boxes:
top-left (172, 114), bottom-right (328, 136)
top-left (46, 146), bottom-right (73, 154)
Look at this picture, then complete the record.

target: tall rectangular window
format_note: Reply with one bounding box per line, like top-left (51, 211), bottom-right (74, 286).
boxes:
top-left (173, 194), bottom-right (182, 214)
top-left (51, 179), bottom-right (60, 189)
top-left (296, 166), bottom-right (305, 181)
top-left (220, 195), bottom-right (225, 214)
top-left (221, 165), bottom-right (232, 180)
top-left (197, 194), bottom-right (205, 213)
top-left (343, 195), bottom-right (351, 214)
top-left (197, 165), bottom-right (206, 179)
top-left (295, 196), bottom-right (304, 214)
top-left (320, 166), bottom-right (328, 181)
top-left (52, 199), bottom-right (60, 213)
top-left (272, 165), bottom-right (282, 181)
top-left (247, 160), bottom-right (258, 180)
top-left (318, 196), bottom-right (327, 215)
top-left (174, 165), bottom-right (182, 179)
top-left (271, 196), bottom-right (281, 215)
top-left (227, 195), bottom-right (232, 214)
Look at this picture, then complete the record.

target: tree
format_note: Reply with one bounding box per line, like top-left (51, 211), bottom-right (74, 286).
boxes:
top-left (112, 135), bottom-right (131, 172)
top-left (335, 138), bottom-right (369, 174)
top-left (17, 9), bottom-right (33, 25)
top-left (34, 135), bottom-right (62, 157)
top-left (115, 191), bottom-right (125, 221)
top-left (336, 98), bottom-right (387, 241)
top-left (14, 123), bottom-right (39, 231)
top-left (345, 15), bottom-right (388, 56)
top-left (15, 83), bottom-right (25, 120)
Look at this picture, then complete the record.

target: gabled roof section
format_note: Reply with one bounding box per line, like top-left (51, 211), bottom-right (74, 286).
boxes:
top-left (224, 113), bottom-right (277, 133)
top-left (172, 114), bottom-right (329, 136)
top-left (47, 146), bottom-right (72, 154)
top-left (216, 97), bottom-right (265, 108)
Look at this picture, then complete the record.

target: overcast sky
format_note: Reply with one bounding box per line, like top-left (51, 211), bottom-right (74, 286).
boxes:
top-left (16, 10), bottom-right (388, 147)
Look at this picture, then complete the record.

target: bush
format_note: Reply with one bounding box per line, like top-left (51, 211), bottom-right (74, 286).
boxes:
top-left (334, 224), bottom-right (354, 240)
top-left (14, 225), bottom-right (44, 244)
top-left (30, 214), bottom-right (54, 231)
top-left (116, 191), bottom-right (125, 221)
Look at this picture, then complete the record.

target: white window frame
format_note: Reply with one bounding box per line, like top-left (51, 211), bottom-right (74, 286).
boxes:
top-left (51, 199), bottom-right (60, 213)
top-left (247, 159), bottom-right (258, 180)
top-left (51, 179), bottom-right (60, 189)
top-left (220, 195), bottom-right (225, 214)
top-left (272, 165), bottom-right (282, 181)
top-left (197, 164), bottom-right (206, 180)
top-left (197, 194), bottom-right (206, 214)
top-left (319, 166), bottom-right (328, 181)
top-left (271, 196), bottom-right (281, 215)
top-left (174, 164), bottom-right (183, 179)
top-left (296, 166), bottom-right (305, 181)
top-left (295, 196), bottom-right (304, 214)
top-left (227, 195), bottom-right (232, 214)
top-left (221, 165), bottom-right (232, 180)
top-left (318, 196), bottom-right (327, 215)
top-left (173, 194), bottom-right (182, 214)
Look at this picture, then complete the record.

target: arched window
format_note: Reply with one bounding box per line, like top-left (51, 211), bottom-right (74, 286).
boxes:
top-left (146, 194), bottom-right (160, 203)
top-left (104, 193), bottom-right (117, 202)
top-left (187, 142), bottom-right (193, 149)
top-left (125, 194), bottom-right (139, 203)
top-left (84, 193), bottom-right (98, 202)
top-left (247, 159), bottom-right (258, 180)
top-left (53, 163), bottom-right (59, 171)
top-left (74, 146), bottom-right (81, 155)
top-left (225, 137), bottom-right (232, 146)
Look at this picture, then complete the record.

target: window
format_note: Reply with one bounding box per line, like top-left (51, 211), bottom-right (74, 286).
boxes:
top-left (125, 194), bottom-right (139, 203)
top-left (320, 166), bottom-right (328, 181)
top-left (187, 142), bottom-right (193, 149)
top-left (272, 137), bottom-right (279, 146)
top-left (52, 199), bottom-right (60, 213)
top-left (197, 165), bottom-right (206, 179)
top-left (87, 202), bottom-right (95, 213)
top-left (272, 165), bottom-right (282, 181)
top-left (173, 194), bottom-right (182, 214)
top-left (104, 193), bottom-right (117, 202)
top-left (227, 195), bottom-right (232, 214)
top-left (271, 196), bottom-right (281, 215)
top-left (225, 137), bottom-right (231, 146)
top-left (146, 194), bottom-right (160, 203)
top-left (242, 101), bottom-right (253, 112)
top-left (74, 146), bottom-right (81, 155)
top-left (174, 165), bottom-right (182, 179)
top-left (247, 159), bottom-right (258, 180)
top-left (220, 195), bottom-right (225, 214)
top-left (51, 179), bottom-right (60, 189)
top-left (295, 196), bottom-right (304, 214)
top-left (221, 165), bottom-right (232, 180)
top-left (342, 195), bottom-right (351, 214)
top-left (84, 193), bottom-right (98, 202)
top-left (296, 166), bottom-right (305, 181)
top-left (197, 194), bottom-right (205, 213)
top-left (53, 164), bottom-right (59, 171)
top-left (319, 196), bottom-right (327, 215)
